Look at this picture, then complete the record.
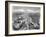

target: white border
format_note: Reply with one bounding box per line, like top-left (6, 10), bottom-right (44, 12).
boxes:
top-left (8, 2), bottom-right (43, 34)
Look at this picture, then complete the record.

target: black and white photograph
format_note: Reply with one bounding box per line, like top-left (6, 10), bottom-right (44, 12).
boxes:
top-left (12, 6), bottom-right (40, 30)
top-left (5, 1), bottom-right (45, 36)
